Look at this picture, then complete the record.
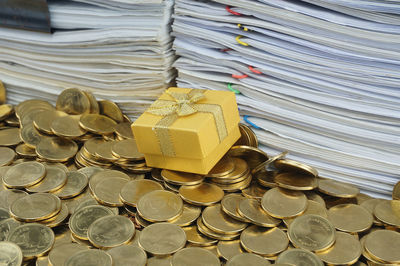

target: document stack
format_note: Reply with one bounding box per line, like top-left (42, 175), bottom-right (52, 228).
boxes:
top-left (0, 0), bottom-right (175, 118)
top-left (172, 0), bottom-right (400, 197)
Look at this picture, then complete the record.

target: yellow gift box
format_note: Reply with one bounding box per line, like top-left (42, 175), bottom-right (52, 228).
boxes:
top-left (131, 87), bottom-right (240, 174)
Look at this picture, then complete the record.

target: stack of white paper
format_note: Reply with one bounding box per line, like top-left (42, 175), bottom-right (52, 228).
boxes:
top-left (173, 0), bottom-right (400, 197)
top-left (0, 0), bottom-right (175, 118)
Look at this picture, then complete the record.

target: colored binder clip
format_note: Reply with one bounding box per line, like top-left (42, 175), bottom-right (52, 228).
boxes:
top-left (232, 73), bottom-right (248, 79)
top-left (227, 83), bottom-right (241, 94)
top-left (225, 5), bottom-right (242, 16)
top-left (248, 66), bottom-right (262, 74)
top-left (244, 115), bottom-right (261, 129)
top-left (235, 35), bottom-right (249, 46)
top-left (237, 24), bottom-right (249, 31)
top-left (220, 48), bottom-right (232, 52)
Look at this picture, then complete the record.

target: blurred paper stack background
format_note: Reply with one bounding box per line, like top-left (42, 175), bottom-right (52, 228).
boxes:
top-left (0, 0), bottom-right (175, 118)
top-left (172, 0), bottom-right (400, 197)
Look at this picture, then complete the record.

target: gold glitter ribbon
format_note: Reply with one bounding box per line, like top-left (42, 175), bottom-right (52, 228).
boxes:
top-left (146, 89), bottom-right (228, 156)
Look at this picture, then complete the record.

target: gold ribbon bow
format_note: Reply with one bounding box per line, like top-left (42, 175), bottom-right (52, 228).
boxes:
top-left (146, 89), bottom-right (228, 157)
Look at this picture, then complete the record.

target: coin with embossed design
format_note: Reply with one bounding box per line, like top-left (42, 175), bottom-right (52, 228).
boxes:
top-left (0, 241), bottom-right (23, 266)
top-left (88, 215), bottom-right (135, 249)
top-left (137, 190), bottom-right (183, 222)
top-left (64, 249), bottom-right (112, 266)
top-left (2, 161), bottom-right (45, 189)
top-left (7, 223), bottom-right (54, 260)
top-left (69, 205), bottom-right (115, 240)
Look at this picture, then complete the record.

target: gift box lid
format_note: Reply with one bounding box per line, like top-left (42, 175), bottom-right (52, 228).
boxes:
top-left (132, 87), bottom-right (240, 159)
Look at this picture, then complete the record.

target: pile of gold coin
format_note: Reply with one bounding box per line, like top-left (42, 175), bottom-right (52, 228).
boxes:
top-left (0, 88), bottom-right (400, 266)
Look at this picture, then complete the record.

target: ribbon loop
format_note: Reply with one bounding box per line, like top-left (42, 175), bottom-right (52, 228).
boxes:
top-left (146, 89), bottom-right (228, 157)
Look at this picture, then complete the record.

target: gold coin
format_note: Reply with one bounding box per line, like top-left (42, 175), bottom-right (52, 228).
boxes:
top-left (75, 198), bottom-right (118, 216)
top-left (212, 174), bottom-right (252, 192)
top-left (228, 253), bottom-right (271, 266)
top-left (20, 123), bottom-right (44, 148)
top-left (0, 147), bottom-right (15, 166)
top-left (0, 218), bottom-right (21, 241)
top-left (305, 191), bottom-right (326, 208)
top-left (210, 158), bottom-right (248, 182)
top-left (95, 141), bottom-right (118, 162)
top-left (196, 217), bottom-right (239, 241)
top-left (36, 137), bottom-right (78, 162)
top-left (111, 139), bottom-right (144, 160)
top-left (284, 200), bottom-right (327, 226)
top-left (393, 181), bottom-right (400, 200)
top-left (171, 247), bottom-right (220, 266)
top-left (119, 179), bottom-right (164, 207)
top-left (139, 222), bottom-right (186, 256)
top-left (364, 230), bottom-right (400, 264)
top-left (83, 91), bottom-right (99, 114)
top-left (207, 156), bottom-right (235, 177)
top-left (64, 249), bottom-right (113, 266)
top-left (328, 204), bottom-right (373, 233)
top-left (255, 170), bottom-right (277, 188)
top-left (221, 193), bottom-right (249, 222)
top-left (83, 137), bottom-right (105, 155)
top-left (77, 166), bottom-right (103, 180)
top-left (360, 198), bottom-right (385, 226)
top-left (274, 159), bottom-right (318, 177)
top-left (179, 183), bottom-right (224, 206)
top-left (16, 99), bottom-right (53, 119)
top-left (26, 165), bottom-right (67, 193)
top-left (0, 241), bottom-right (23, 266)
top-left (40, 203), bottom-right (69, 228)
top-left (261, 187), bottom-right (308, 219)
top-left (98, 100), bottom-right (124, 123)
top-left (276, 249), bottom-right (324, 266)
top-left (0, 127), bottom-right (21, 146)
top-left (53, 171), bottom-right (88, 199)
top-left (92, 176), bottom-right (129, 207)
top-left (114, 122), bottom-right (134, 139)
top-left (288, 214), bottom-right (336, 252)
top-left (107, 245), bottom-right (147, 266)
top-left (251, 151), bottom-right (288, 175)
top-left (79, 114), bottom-right (117, 135)
top-left (147, 256), bottom-right (172, 266)
top-left (318, 179), bottom-right (359, 198)
top-left (137, 190), bottom-right (183, 222)
top-left (2, 161), bottom-right (45, 188)
top-left (238, 198), bottom-right (280, 227)
top-left (240, 225), bottom-right (288, 256)
top-left (51, 115), bottom-right (87, 138)
top-left (88, 215), bottom-right (135, 249)
top-left (15, 143), bottom-right (35, 158)
top-left (170, 203), bottom-right (202, 227)
top-left (48, 243), bottom-right (88, 266)
top-left (235, 123), bottom-right (258, 147)
top-left (228, 145), bottom-right (268, 169)
top-left (69, 205), bottom-right (115, 240)
top-left (217, 240), bottom-right (244, 261)
top-left (0, 104), bottom-right (13, 121)
top-left (0, 81), bottom-right (5, 104)
top-left (274, 172), bottom-right (317, 191)
top-left (89, 169), bottom-right (129, 193)
top-left (241, 181), bottom-right (268, 200)
top-left (0, 189), bottom-right (28, 210)
top-left (202, 204), bottom-right (247, 235)
top-left (316, 231), bottom-right (361, 265)
top-left (10, 192), bottom-right (61, 222)
top-left (183, 225), bottom-right (217, 246)
top-left (356, 193), bottom-right (372, 204)
top-left (33, 110), bottom-right (67, 134)
top-left (373, 200), bottom-right (400, 228)
top-left (56, 88), bottom-right (91, 115)
top-left (4, 114), bottom-right (19, 127)
top-left (7, 223), bottom-right (54, 260)
top-left (135, 213), bottom-right (150, 228)
top-left (161, 169), bottom-right (204, 186)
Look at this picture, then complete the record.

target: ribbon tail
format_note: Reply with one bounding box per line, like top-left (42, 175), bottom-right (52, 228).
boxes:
top-left (153, 113), bottom-right (178, 157)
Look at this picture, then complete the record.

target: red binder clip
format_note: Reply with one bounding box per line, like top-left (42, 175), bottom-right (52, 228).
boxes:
top-left (248, 66), bottom-right (262, 74)
top-left (226, 5), bottom-right (242, 16)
